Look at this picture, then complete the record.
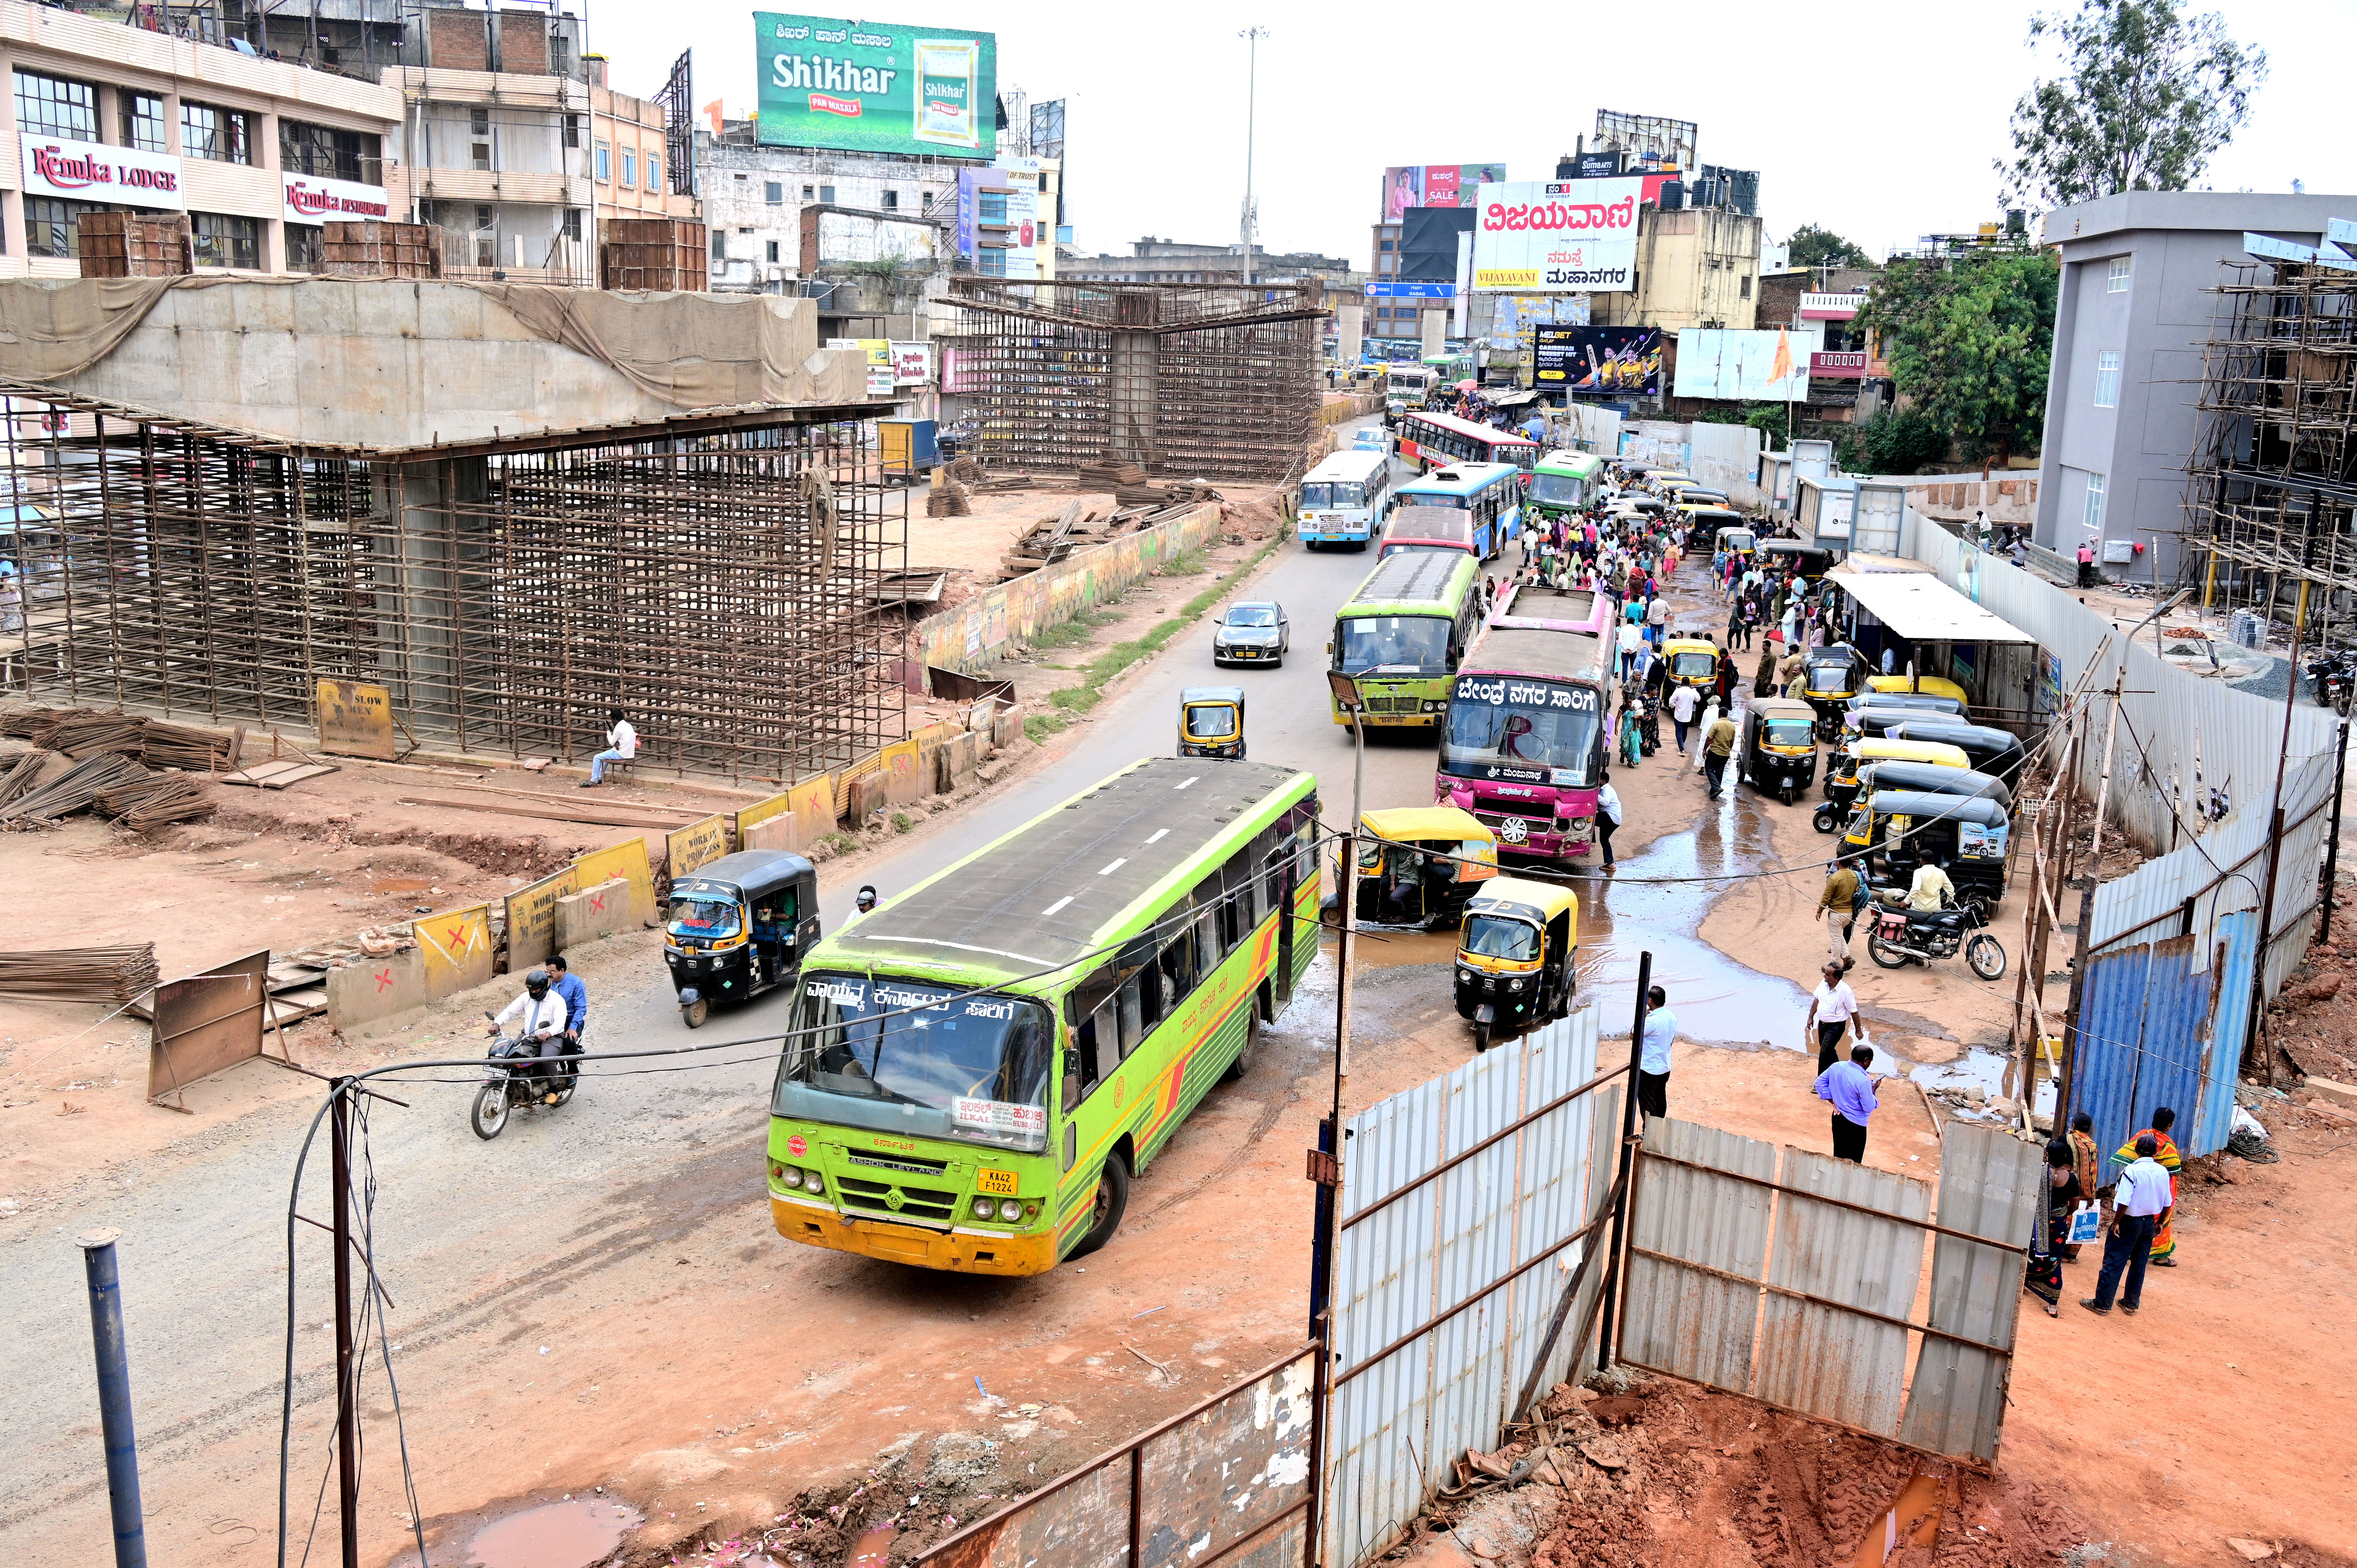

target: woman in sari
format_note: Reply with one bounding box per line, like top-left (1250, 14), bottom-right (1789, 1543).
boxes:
top-left (2110, 1105), bottom-right (2183, 1266)
top-left (2067, 1110), bottom-right (2100, 1261)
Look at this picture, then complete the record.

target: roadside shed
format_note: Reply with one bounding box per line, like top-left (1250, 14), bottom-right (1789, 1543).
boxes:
top-left (1823, 556), bottom-right (2044, 731)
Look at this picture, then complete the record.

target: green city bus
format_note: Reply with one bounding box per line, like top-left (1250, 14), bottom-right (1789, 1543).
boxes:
top-left (1527, 450), bottom-right (1606, 527)
top-left (1328, 547), bottom-right (1486, 730)
top-left (767, 758), bottom-right (1321, 1276)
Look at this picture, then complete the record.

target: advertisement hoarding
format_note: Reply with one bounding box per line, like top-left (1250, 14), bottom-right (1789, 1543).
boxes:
top-left (1488, 295), bottom-right (1590, 353)
top-left (1592, 110), bottom-right (1698, 175)
top-left (22, 136), bottom-right (182, 209)
top-left (755, 12), bottom-right (996, 157)
top-left (1470, 178), bottom-right (1639, 293)
top-left (284, 173), bottom-right (391, 224)
top-left (1809, 350), bottom-right (1868, 378)
top-left (1365, 281), bottom-right (1457, 299)
top-left (956, 161), bottom-right (1040, 279)
top-left (1673, 327), bottom-right (1824, 402)
top-left (1381, 162), bottom-right (1507, 221)
top-left (1536, 325), bottom-right (1660, 396)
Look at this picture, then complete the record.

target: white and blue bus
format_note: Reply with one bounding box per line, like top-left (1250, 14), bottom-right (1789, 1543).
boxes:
top-left (1297, 448), bottom-right (1394, 551)
top-left (1389, 462), bottom-right (1526, 562)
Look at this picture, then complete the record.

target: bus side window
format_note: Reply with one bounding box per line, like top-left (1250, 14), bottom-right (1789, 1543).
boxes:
top-left (1134, 959), bottom-right (1164, 1034)
top-left (1159, 924), bottom-right (1198, 1008)
top-left (1194, 906), bottom-right (1221, 972)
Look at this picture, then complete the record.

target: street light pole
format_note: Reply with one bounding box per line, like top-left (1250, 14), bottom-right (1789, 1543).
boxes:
top-left (1238, 26), bottom-right (1267, 286)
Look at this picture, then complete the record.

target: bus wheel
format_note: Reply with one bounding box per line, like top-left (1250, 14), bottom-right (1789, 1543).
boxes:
top-left (1223, 1011), bottom-right (1261, 1083)
top-left (1071, 1154), bottom-right (1130, 1258)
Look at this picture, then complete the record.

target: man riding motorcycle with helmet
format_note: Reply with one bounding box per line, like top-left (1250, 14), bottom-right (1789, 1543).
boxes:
top-left (489, 967), bottom-right (573, 1104)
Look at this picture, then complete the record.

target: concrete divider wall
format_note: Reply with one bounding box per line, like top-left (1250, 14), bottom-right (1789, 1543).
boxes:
top-left (917, 501), bottom-right (1226, 673)
top-left (1906, 475), bottom-right (2039, 526)
top-left (554, 878), bottom-right (636, 948)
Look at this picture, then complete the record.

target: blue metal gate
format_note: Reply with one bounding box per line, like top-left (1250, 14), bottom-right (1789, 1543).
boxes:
top-left (2075, 911), bottom-right (2255, 1160)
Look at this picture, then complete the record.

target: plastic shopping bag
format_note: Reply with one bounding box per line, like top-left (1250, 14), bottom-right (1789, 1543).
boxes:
top-left (2066, 1201), bottom-right (2102, 1247)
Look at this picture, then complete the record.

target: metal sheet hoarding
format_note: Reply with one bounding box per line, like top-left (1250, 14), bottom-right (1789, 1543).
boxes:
top-left (1592, 109), bottom-right (1697, 176)
top-left (1381, 162), bottom-right (1507, 220)
top-left (1536, 325), bottom-right (1659, 396)
top-left (755, 12), bottom-right (995, 157)
top-left (1673, 327), bottom-right (1822, 401)
top-left (1471, 178), bottom-right (1639, 293)
top-left (23, 135), bottom-right (183, 208)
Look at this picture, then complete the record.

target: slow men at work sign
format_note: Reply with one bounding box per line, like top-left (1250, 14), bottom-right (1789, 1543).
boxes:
top-left (754, 13), bottom-right (996, 157)
top-left (315, 680), bottom-right (396, 760)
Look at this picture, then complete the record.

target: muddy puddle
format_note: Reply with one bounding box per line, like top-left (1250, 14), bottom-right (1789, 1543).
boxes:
top-left (467, 1498), bottom-right (643, 1568)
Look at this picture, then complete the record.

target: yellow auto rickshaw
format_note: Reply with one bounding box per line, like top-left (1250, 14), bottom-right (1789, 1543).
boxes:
top-left (1178, 686), bottom-right (1246, 759)
top-left (1865, 673), bottom-right (1969, 705)
top-left (1453, 876), bottom-right (1578, 1052)
top-left (1816, 736), bottom-right (1972, 831)
top-left (1340, 806), bottom-right (1499, 929)
top-left (1800, 643), bottom-right (1869, 739)
top-left (1740, 697), bottom-right (1820, 804)
top-left (1661, 636), bottom-right (1722, 697)
top-left (1844, 789), bottom-right (2012, 918)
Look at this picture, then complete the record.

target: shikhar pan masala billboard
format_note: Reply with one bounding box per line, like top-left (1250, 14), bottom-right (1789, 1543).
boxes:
top-left (755, 12), bottom-right (996, 157)
top-left (1471, 178), bottom-right (1640, 293)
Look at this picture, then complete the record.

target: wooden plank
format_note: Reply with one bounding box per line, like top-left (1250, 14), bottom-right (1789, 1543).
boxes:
top-left (396, 794), bottom-right (694, 830)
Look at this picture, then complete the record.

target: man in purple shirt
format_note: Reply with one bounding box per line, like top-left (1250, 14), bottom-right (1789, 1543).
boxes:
top-left (1815, 1043), bottom-right (1879, 1164)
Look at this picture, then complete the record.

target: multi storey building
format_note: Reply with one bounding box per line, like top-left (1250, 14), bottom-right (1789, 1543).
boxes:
top-left (585, 55), bottom-right (693, 234)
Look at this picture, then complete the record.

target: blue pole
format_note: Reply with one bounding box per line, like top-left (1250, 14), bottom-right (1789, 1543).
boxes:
top-left (77, 1227), bottom-right (148, 1568)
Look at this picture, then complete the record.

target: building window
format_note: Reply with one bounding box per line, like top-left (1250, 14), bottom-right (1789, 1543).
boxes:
top-left (765, 181), bottom-right (783, 204)
top-left (2094, 350), bottom-right (2121, 408)
top-left (562, 208), bottom-right (582, 241)
top-left (594, 142), bottom-right (610, 182)
top-left (181, 103), bottom-right (254, 165)
top-left (621, 149), bottom-right (636, 188)
top-left (646, 152), bottom-right (660, 190)
top-left (191, 212), bottom-right (259, 270)
top-left (1378, 239), bottom-right (1394, 252)
top-left (551, 33), bottom-right (573, 78)
top-left (2106, 256), bottom-right (2131, 293)
top-left (977, 190), bottom-right (1008, 225)
top-left (470, 106), bottom-right (490, 136)
top-left (121, 92), bottom-right (167, 153)
top-left (473, 139), bottom-right (492, 171)
top-left (711, 228), bottom-right (726, 261)
top-left (2083, 471), bottom-right (2108, 533)
top-left (765, 239), bottom-right (779, 263)
top-left (14, 71), bottom-right (96, 141)
top-left (882, 189), bottom-right (898, 210)
top-left (23, 196), bottom-right (101, 258)
top-left (819, 184), bottom-right (835, 204)
top-left (1740, 272), bottom-right (1752, 299)
top-left (802, 184), bottom-right (814, 200)
top-left (281, 121), bottom-right (383, 184)
top-left (977, 246), bottom-right (1007, 277)
top-left (286, 224), bottom-right (325, 273)
top-left (563, 113), bottom-right (582, 149)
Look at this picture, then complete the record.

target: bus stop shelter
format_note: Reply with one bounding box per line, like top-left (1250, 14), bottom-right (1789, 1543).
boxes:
top-left (1823, 557), bottom-right (2043, 732)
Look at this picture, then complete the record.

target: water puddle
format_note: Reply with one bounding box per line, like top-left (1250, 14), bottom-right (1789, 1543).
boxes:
top-left (1848, 1463), bottom-right (1945, 1566)
top-left (850, 1527), bottom-right (896, 1567)
top-left (467, 1498), bottom-right (643, 1568)
top-left (1913, 1047), bottom-right (2057, 1121)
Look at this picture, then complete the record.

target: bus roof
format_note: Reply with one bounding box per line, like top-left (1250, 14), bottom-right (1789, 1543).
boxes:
top-left (1397, 461), bottom-right (1521, 497)
top-left (1461, 626), bottom-right (1610, 683)
top-left (1402, 410), bottom-right (1539, 451)
top-left (818, 757), bottom-right (1310, 990)
top-left (1340, 547), bottom-right (1479, 615)
top-left (1382, 507), bottom-right (1474, 545)
top-left (1304, 447), bottom-right (1390, 483)
top-left (1536, 450), bottom-right (1605, 477)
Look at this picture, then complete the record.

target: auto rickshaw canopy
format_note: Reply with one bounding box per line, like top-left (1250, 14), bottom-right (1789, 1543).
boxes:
top-left (1461, 875), bottom-right (1577, 940)
top-left (1803, 643), bottom-right (1867, 694)
top-left (1180, 686), bottom-right (1245, 741)
top-left (1745, 697), bottom-right (1819, 741)
top-left (1843, 737), bottom-right (1972, 772)
top-left (1861, 789), bottom-right (2010, 845)
top-left (1662, 637), bottom-right (1721, 683)
top-left (1846, 690), bottom-right (1967, 719)
top-left (1855, 759), bottom-right (2011, 808)
top-left (671, 848), bottom-right (814, 906)
top-left (1359, 806), bottom-right (1498, 883)
top-left (1866, 673), bottom-right (1969, 704)
top-left (1883, 719), bottom-right (2028, 783)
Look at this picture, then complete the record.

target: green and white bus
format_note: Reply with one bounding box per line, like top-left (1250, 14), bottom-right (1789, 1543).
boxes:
top-left (1328, 547), bottom-right (1487, 731)
top-left (1527, 450), bottom-right (1607, 528)
top-left (768, 758), bottom-right (1321, 1276)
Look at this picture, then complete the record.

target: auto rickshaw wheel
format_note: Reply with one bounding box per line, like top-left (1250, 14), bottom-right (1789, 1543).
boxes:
top-left (1069, 1153), bottom-right (1130, 1258)
top-left (682, 997), bottom-right (710, 1029)
top-left (1472, 1021), bottom-right (1491, 1053)
top-left (1812, 806), bottom-right (1841, 833)
top-left (1781, 784), bottom-right (1796, 806)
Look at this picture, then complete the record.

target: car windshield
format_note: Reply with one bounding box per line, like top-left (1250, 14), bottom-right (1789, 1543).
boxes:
top-left (1186, 704), bottom-right (1238, 739)
top-left (1444, 676), bottom-right (1603, 781)
top-left (1338, 614), bottom-right (1453, 674)
top-left (1227, 606), bottom-right (1278, 627)
top-left (1528, 472), bottom-right (1584, 506)
top-left (1671, 652), bottom-right (1717, 679)
top-left (1463, 914), bottom-right (1541, 961)
top-left (774, 973), bottom-right (1053, 1153)
top-left (667, 897), bottom-right (740, 939)
top-left (1765, 719), bottom-right (1817, 748)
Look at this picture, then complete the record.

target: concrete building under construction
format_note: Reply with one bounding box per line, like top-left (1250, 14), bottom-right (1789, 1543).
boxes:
top-left (0, 278), bottom-right (905, 784)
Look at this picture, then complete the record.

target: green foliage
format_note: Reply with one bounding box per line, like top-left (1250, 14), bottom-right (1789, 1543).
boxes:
top-left (1023, 713), bottom-right (1069, 745)
top-left (1697, 402), bottom-right (1792, 439)
top-left (1027, 609), bottom-right (1120, 650)
top-left (1786, 224), bottom-right (1873, 270)
top-left (890, 811), bottom-right (916, 834)
top-left (1847, 411), bottom-right (1952, 475)
top-left (1857, 252), bottom-right (2060, 464)
top-left (2000, 0), bottom-right (2265, 208)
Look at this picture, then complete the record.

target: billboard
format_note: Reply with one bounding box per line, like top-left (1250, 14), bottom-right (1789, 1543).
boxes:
top-left (1673, 327), bottom-right (1824, 402)
top-left (1381, 162), bottom-right (1507, 221)
top-left (755, 13), bottom-right (997, 157)
top-left (1592, 110), bottom-right (1697, 175)
top-left (1488, 295), bottom-right (1590, 353)
top-left (1536, 325), bottom-right (1660, 397)
top-left (956, 160), bottom-right (1041, 279)
top-left (1471, 178), bottom-right (1640, 293)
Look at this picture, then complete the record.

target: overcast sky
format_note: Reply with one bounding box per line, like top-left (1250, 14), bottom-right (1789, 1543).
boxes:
top-left (587, 0), bottom-right (2357, 264)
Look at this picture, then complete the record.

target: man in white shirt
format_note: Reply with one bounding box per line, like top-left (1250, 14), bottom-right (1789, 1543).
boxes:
top-left (1906, 862), bottom-right (1956, 912)
top-left (1594, 772), bottom-right (1622, 871)
top-left (2084, 1134), bottom-right (2174, 1317)
top-left (1636, 984), bottom-right (1675, 1118)
top-left (1616, 621), bottom-right (1643, 682)
top-left (1804, 962), bottom-right (1859, 1072)
top-left (583, 708), bottom-right (638, 787)
top-left (1668, 682), bottom-right (1700, 751)
top-left (491, 968), bottom-right (572, 1103)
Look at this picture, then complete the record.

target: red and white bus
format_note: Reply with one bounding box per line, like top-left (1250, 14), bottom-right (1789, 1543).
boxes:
top-left (1396, 409), bottom-right (1540, 480)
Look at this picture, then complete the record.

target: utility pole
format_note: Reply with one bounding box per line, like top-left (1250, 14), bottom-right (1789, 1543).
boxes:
top-left (77, 1227), bottom-right (147, 1568)
top-left (330, 1081), bottom-right (360, 1568)
top-left (1237, 26), bottom-right (1268, 286)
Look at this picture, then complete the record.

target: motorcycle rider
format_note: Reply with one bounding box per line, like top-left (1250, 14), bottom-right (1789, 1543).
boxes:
top-left (545, 953), bottom-right (588, 1046)
top-left (846, 885), bottom-right (880, 925)
top-left (490, 967), bottom-right (571, 1105)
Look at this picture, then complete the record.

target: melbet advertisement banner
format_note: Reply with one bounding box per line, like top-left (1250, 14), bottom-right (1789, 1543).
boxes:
top-left (755, 12), bottom-right (995, 158)
top-left (1535, 325), bottom-right (1661, 397)
top-left (1470, 178), bottom-right (1640, 293)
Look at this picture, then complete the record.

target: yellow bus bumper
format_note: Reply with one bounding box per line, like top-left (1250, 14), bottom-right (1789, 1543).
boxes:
top-left (770, 1197), bottom-right (1058, 1277)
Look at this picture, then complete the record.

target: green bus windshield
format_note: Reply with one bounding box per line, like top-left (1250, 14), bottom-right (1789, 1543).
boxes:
top-left (775, 973), bottom-right (1054, 1153)
top-left (1338, 614), bottom-right (1452, 673)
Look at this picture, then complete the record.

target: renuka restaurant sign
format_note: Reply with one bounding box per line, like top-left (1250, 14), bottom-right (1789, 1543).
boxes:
top-left (284, 174), bottom-right (392, 224)
top-left (23, 137), bottom-right (184, 209)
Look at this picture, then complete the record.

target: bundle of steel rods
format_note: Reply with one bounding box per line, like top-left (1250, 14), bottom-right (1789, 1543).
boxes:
top-left (0, 944), bottom-right (160, 1002)
top-left (140, 721), bottom-right (231, 772)
top-left (0, 751), bottom-right (49, 809)
top-left (34, 712), bottom-right (148, 757)
top-left (94, 774), bottom-right (215, 831)
top-left (4, 706), bottom-right (230, 771)
top-left (0, 752), bottom-right (150, 825)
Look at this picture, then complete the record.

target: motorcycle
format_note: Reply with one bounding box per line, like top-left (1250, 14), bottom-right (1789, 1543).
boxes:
top-left (2306, 650), bottom-right (2355, 716)
top-left (1866, 893), bottom-right (2006, 980)
top-left (470, 1012), bottom-right (581, 1140)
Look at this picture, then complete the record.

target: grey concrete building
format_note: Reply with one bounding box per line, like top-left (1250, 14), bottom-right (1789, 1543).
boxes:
top-left (2035, 191), bottom-right (2357, 581)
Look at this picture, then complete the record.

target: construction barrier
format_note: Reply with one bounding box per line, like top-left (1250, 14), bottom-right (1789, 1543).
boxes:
top-left (554, 878), bottom-right (635, 948)
top-left (666, 813), bottom-right (731, 878)
top-left (504, 865), bottom-right (582, 971)
top-left (572, 838), bottom-right (656, 928)
top-left (415, 901), bottom-right (496, 999)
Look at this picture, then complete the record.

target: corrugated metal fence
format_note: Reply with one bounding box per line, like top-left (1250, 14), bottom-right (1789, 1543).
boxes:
top-left (1322, 1006), bottom-right (1620, 1568)
top-left (1618, 1117), bottom-right (2039, 1466)
top-left (2075, 911), bottom-right (2258, 1162)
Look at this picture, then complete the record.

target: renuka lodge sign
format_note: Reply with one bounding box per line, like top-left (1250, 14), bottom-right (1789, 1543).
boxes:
top-left (23, 138), bottom-right (184, 208)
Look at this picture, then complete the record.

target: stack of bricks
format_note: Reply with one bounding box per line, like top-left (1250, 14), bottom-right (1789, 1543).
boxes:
top-left (77, 213), bottom-right (193, 278)
top-left (322, 221), bottom-right (444, 279)
top-left (599, 218), bottom-right (709, 292)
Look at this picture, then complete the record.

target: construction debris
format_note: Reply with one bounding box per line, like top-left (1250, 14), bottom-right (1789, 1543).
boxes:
top-left (0, 708), bottom-right (232, 771)
top-left (0, 944), bottom-right (161, 1003)
top-left (0, 752), bottom-right (150, 826)
top-left (927, 478), bottom-right (973, 517)
top-left (218, 758), bottom-right (339, 791)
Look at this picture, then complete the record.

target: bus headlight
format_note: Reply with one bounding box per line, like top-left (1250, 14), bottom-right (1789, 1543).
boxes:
top-left (779, 1167), bottom-right (803, 1189)
top-left (973, 1195), bottom-right (996, 1218)
top-left (997, 1199), bottom-right (1024, 1222)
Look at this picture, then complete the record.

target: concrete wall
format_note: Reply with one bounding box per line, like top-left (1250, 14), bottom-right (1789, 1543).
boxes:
top-left (699, 133), bottom-right (959, 294)
top-left (1686, 421), bottom-right (1764, 507)
top-left (1907, 475), bottom-right (2039, 527)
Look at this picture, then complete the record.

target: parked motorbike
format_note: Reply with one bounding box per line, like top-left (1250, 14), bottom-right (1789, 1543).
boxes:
top-left (470, 1012), bottom-right (580, 1140)
top-left (1866, 893), bottom-right (2006, 980)
top-left (2306, 650), bottom-right (2355, 716)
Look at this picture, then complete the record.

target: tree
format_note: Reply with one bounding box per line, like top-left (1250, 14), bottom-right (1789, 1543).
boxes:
top-left (1786, 224), bottom-right (1873, 270)
top-left (1846, 410), bottom-right (1951, 475)
top-left (2000, 0), bottom-right (2266, 209)
top-left (1857, 252), bottom-right (2061, 465)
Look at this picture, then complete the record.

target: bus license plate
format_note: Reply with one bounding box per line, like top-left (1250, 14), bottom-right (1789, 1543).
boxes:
top-left (977, 1168), bottom-right (1018, 1196)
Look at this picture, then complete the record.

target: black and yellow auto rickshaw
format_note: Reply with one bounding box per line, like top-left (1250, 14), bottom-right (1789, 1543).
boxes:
top-left (1760, 539), bottom-right (1836, 585)
top-left (1454, 875), bottom-right (1578, 1052)
top-left (1882, 719), bottom-right (2030, 790)
top-left (1661, 637), bottom-right (1722, 698)
top-left (1341, 807), bottom-right (1500, 929)
top-left (1716, 523), bottom-right (1759, 565)
top-left (1800, 643), bottom-right (1869, 739)
top-left (1854, 759), bottom-right (2012, 812)
top-left (1842, 789), bottom-right (2012, 912)
top-left (1680, 505), bottom-right (1744, 552)
top-left (1740, 697), bottom-right (1820, 803)
top-left (1840, 690), bottom-right (1969, 744)
top-left (1816, 736), bottom-right (1972, 831)
top-left (664, 849), bottom-right (820, 1027)
top-left (1179, 686), bottom-right (1247, 759)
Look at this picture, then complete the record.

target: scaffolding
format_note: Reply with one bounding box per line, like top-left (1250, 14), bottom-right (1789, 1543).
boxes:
top-left (0, 390), bottom-right (907, 784)
top-left (940, 278), bottom-right (1325, 482)
top-left (2185, 259), bottom-right (2357, 638)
